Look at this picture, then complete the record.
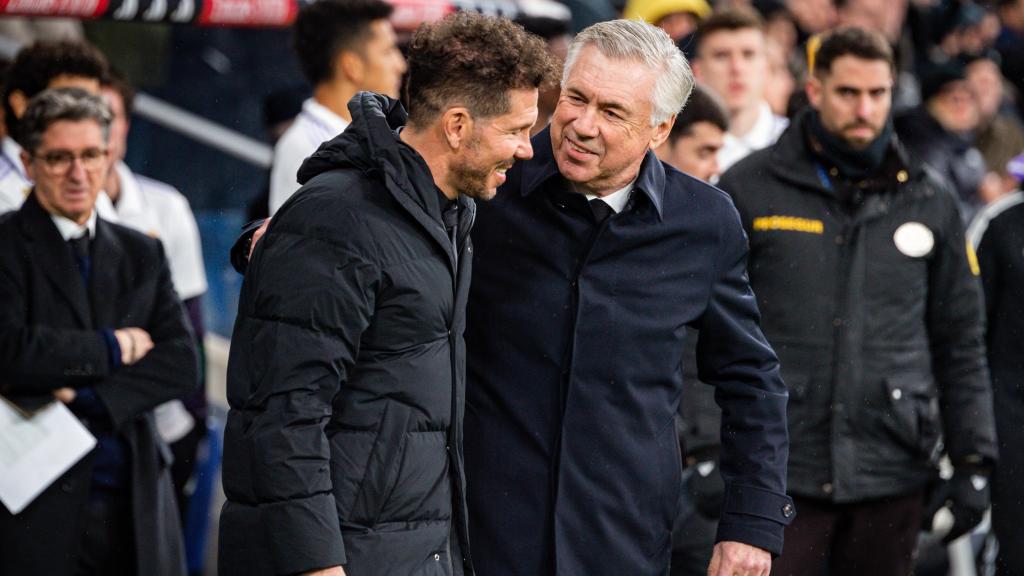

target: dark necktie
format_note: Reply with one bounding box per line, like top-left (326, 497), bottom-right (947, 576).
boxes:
top-left (589, 198), bottom-right (614, 224)
top-left (68, 233), bottom-right (92, 284)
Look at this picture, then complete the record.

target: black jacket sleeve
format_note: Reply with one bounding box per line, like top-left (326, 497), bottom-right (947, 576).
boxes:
top-left (694, 201), bottom-right (794, 556)
top-left (228, 204), bottom-right (380, 574)
top-left (927, 192), bottom-right (998, 468)
top-left (95, 244), bottom-right (199, 431)
top-left (0, 243), bottom-right (111, 399)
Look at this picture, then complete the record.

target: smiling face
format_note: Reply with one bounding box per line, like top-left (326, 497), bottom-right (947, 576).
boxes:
top-left (808, 55), bottom-right (893, 150)
top-left (448, 87), bottom-right (538, 200)
top-left (551, 45), bottom-right (673, 197)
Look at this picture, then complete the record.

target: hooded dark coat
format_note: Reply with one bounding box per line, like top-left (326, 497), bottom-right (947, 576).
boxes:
top-left (219, 93), bottom-right (475, 576)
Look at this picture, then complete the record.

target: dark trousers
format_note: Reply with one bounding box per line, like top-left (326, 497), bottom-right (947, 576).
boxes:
top-left (169, 422), bottom-right (205, 525)
top-left (75, 497), bottom-right (135, 576)
top-left (771, 492), bottom-right (923, 576)
top-left (671, 508), bottom-right (717, 576)
top-left (671, 473), bottom-right (718, 576)
top-left (992, 376), bottom-right (1024, 575)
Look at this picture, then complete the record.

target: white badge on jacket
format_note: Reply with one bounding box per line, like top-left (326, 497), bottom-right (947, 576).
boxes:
top-left (893, 222), bottom-right (934, 258)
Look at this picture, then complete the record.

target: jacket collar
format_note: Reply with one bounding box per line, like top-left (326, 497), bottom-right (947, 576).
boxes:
top-left (298, 92), bottom-right (474, 274)
top-left (520, 126), bottom-right (665, 221)
top-left (769, 109), bottom-right (920, 194)
top-left (19, 194), bottom-right (91, 326)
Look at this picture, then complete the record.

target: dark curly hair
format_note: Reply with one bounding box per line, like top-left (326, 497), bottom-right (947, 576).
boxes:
top-left (3, 40), bottom-right (108, 138)
top-left (292, 0), bottom-right (393, 87)
top-left (405, 12), bottom-right (560, 127)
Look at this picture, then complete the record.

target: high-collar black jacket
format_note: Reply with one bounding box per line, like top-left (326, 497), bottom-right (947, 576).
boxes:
top-left (0, 194), bottom-right (197, 576)
top-left (464, 127), bottom-right (793, 576)
top-left (219, 93), bottom-right (476, 576)
top-left (718, 110), bottom-right (997, 502)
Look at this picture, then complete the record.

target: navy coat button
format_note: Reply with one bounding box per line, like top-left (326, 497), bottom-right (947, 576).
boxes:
top-left (60, 481), bottom-right (73, 493)
top-left (434, 553), bottom-right (441, 561)
top-left (782, 503), bottom-right (794, 518)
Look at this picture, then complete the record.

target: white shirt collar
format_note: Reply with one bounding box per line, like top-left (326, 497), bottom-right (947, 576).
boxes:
top-left (584, 180), bottom-right (635, 214)
top-left (729, 101), bottom-right (783, 150)
top-left (302, 98), bottom-right (350, 136)
top-left (50, 208), bottom-right (97, 241)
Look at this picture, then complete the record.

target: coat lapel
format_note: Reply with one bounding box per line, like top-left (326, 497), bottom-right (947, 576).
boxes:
top-left (20, 194), bottom-right (93, 327)
top-left (90, 217), bottom-right (123, 329)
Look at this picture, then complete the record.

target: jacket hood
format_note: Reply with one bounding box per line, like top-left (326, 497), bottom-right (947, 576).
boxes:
top-left (297, 92), bottom-right (410, 185)
top-left (296, 92), bottom-right (471, 222)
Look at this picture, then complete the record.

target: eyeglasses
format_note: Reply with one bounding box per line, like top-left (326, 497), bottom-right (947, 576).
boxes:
top-left (31, 148), bottom-right (108, 175)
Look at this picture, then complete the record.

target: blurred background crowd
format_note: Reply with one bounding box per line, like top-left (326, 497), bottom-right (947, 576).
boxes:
top-left (0, 0), bottom-right (1020, 574)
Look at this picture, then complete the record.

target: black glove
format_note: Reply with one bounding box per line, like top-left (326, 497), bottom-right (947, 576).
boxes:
top-left (922, 468), bottom-right (990, 545)
top-left (230, 219), bottom-right (266, 275)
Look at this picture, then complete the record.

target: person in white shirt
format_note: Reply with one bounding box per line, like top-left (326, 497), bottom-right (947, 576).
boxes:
top-left (1, 40), bottom-right (109, 213)
top-left (100, 74), bottom-right (209, 526)
top-left (692, 8), bottom-right (788, 174)
top-left (268, 0), bottom-right (407, 215)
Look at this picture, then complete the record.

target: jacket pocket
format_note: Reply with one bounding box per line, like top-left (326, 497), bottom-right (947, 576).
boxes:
top-left (881, 374), bottom-right (942, 463)
top-left (377, 429), bottom-right (450, 523)
top-left (339, 400), bottom-right (414, 525)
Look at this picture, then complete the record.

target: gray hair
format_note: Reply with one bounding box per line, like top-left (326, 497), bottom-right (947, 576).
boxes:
top-left (563, 19), bottom-right (694, 126)
top-left (16, 87), bottom-right (111, 154)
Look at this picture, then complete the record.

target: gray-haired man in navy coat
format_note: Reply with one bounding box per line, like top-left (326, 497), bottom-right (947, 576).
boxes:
top-left (463, 19), bottom-right (793, 576)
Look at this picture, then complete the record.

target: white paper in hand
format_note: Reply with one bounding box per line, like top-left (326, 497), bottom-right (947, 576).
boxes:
top-left (0, 397), bottom-right (96, 514)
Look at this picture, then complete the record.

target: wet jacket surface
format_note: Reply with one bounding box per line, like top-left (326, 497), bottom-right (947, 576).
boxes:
top-left (465, 127), bottom-right (793, 576)
top-left (718, 110), bottom-right (997, 502)
top-left (219, 94), bottom-right (474, 576)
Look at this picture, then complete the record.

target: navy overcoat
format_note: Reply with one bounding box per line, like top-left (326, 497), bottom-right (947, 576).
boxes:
top-left (464, 128), bottom-right (794, 576)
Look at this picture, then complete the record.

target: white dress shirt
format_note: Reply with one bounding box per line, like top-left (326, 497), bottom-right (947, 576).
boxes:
top-left (268, 98), bottom-right (350, 215)
top-left (105, 162), bottom-right (208, 300)
top-left (104, 162), bottom-right (208, 443)
top-left (718, 101), bottom-right (789, 174)
top-left (0, 136), bottom-right (32, 214)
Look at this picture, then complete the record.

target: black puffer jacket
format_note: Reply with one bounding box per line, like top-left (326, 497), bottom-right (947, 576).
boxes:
top-left (718, 110), bottom-right (997, 503)
top-left (219, 93), bottom-right (475, 576)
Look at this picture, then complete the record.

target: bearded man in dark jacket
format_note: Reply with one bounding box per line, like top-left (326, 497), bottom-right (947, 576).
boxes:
top-left (717, 28), bottom-right (997, 576)
top-left (218, 13), bottom-right (557, 576)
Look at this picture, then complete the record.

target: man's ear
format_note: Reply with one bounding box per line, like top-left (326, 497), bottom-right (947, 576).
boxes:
top-left (8, 90), bottom-right (27, 120)
top-left (691, 59), bottom-right (703, 81)
top-left (649, 114), bottom-right (676, 150)
top-left (440, 107), bottom-right (473, 150)
top-left (20, 150), bottom-right (34, 182)
top-left (806, 75), bottom-right (823, 108)
top-left (337, 50), bottom-right (364, 85)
